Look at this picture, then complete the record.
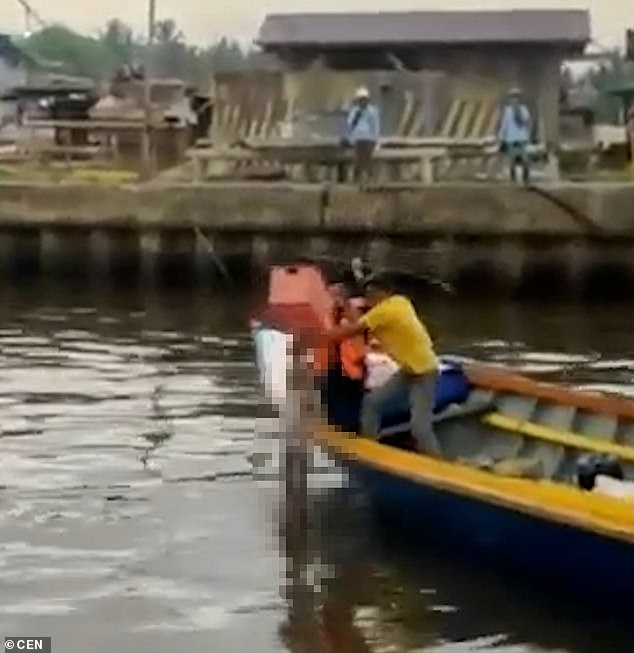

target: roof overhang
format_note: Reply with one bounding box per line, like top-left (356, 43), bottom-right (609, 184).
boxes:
top-left (259, 40), bottom-right (588, 51)
top-left (258, 10), bottom-right (591, 51)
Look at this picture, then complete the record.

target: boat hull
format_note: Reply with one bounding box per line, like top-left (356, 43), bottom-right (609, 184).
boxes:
top-left (348, 458), bottom-right (634, 607)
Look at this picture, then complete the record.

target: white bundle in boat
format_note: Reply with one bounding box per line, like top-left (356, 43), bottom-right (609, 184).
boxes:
top-left (364, 351), bottom-right (399, 390)
top-left (593, 475), bottom-right (634, 501)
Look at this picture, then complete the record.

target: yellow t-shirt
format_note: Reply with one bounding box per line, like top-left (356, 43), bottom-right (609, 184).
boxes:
top-left (360, 295), bottom-right (437, 375)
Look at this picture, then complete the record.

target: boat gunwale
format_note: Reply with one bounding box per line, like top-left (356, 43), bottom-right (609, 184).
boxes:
top-left (466, 363), bottom-right (634, 422)
top-left (315, 426), bottom-right (634, 547)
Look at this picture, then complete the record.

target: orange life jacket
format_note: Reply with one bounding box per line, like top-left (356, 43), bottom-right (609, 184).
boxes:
top-left (339, 336), bottom-right (365, 380)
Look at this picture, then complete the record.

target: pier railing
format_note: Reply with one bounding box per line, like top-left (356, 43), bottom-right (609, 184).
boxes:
top-left (15, 118), bottom-right (189, 174)
top-left (7, 119), bottom-right (560, 184)
top-left (185, 138), bottom-right (553, 184)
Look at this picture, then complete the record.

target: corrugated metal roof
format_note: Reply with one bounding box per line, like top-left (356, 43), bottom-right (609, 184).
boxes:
top-left (258, 10), bottom-right (591, 47)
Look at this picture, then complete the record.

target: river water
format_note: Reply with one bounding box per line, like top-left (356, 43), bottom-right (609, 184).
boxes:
top-left (0, 285), bottom-right (632, 652)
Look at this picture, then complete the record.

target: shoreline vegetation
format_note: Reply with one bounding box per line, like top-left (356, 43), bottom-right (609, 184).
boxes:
top-left (16, 19), bottom-right (268, 88)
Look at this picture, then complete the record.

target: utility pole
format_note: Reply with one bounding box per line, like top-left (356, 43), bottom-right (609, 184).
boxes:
top-left (15, 0), bottom-right (45, 33)
top-left (24, 6), bottom-right (31, 37)
top-left (140, 0), bottom-right (156, 182)
top-left (15, 0), bottom-right (45, 84)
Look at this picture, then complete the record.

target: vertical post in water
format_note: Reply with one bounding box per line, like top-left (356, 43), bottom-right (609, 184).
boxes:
top-left (140, 0), bottom-right (156, 182)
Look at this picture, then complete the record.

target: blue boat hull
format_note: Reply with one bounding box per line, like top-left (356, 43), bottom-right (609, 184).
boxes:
top-left (348, 460), bottom-right (634, 611)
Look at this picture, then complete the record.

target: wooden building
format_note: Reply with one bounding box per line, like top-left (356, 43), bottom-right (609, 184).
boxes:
top-left (256, 10), bottom-right (591, 144)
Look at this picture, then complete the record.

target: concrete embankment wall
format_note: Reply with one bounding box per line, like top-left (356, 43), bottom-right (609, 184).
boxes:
top-left (0, 181), bottom-right (633, 297)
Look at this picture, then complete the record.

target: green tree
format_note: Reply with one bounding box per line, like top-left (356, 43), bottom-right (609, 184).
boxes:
top-left (21, 19), bottom-right (268, 87)
top-left (24, 24), bottom-right (110, 79)
top-left (579, 50), bottom-right (634, 122)
top-left (206, 37), bottom-right (251, 71)
top-left (152, 18), bottom-right (189, 78)
top-left (99, 18), bottom-right (137, 69)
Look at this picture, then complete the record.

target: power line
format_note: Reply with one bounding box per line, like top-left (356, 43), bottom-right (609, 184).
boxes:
top-left (13, 0), bottom-right (47, 31)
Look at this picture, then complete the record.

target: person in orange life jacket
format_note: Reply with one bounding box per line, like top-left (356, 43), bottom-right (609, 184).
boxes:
top-left (326, 274), bottom-right (441, 456)
top-left (339, 298), bottom-right (366, 381)
top-left (329, 286), bottom-right (398, 388)
top-left (321, 285), bottom-right (366, 432)
top-left (327, 284), bottom-right (366, 380)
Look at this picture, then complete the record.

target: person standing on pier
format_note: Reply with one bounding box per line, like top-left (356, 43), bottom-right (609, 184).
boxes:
top-left (326, 274), bottom-right (441, 457)
top-left (497, 87), bottom-right (533, 184)
top-left (344, 87), bottom-right (381, 188)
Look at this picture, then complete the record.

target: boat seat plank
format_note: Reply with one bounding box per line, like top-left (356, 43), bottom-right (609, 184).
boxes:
top-left (483, 413), bottom-right (634, 465)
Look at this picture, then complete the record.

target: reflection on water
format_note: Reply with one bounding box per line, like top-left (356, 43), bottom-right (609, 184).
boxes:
top-left (297, 504), bottom-right (634, 653)
top-left (0, 286), bottom-right (632, 652)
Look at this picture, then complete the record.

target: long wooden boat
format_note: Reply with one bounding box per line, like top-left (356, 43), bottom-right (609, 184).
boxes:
top-left (252, 263), bottom-right (634, 606)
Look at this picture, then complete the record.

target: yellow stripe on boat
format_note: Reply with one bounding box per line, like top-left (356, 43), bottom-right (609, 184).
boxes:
top-left (483, 413), bottom-right (634, 464)
top-left (315, 427), bottom-right (634, 545)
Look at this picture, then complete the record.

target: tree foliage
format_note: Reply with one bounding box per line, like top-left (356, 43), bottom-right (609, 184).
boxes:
top-left (20, 18), bottom-right (261, 87)
top-left (28, 17), bottom-right (633, 124)
top-left (22, 24), bottom-right (114, 79)
top-left (100, 19), bottom-right (136, 70)
top-left (571, 50), bottom-right (634, 122)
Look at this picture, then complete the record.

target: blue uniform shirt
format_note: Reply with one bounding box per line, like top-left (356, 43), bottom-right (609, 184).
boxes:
top-left (498, 103), bottom-right (531, 144)
top-left (346, 102), bottom-right (380, 143)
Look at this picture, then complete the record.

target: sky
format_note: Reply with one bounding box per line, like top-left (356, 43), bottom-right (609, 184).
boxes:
top-left (0, 0), bottom-right (630, 49)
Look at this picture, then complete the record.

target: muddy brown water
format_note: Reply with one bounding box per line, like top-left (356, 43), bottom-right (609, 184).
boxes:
top-left (0, 285), bottom-right (632, 652)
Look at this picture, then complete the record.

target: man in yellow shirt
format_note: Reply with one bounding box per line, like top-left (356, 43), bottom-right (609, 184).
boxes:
top-left (327, 274), bottom-right (441, 456)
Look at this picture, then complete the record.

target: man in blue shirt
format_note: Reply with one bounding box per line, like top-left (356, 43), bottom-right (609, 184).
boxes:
top-left (345, 87), bottom-right (381, 187)
top-left (497, 88), bottom-right (532, 184)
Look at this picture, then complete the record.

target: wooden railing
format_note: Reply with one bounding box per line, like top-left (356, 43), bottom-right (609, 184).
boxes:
top-left (8, 117), bottom-right (563, 183)
top-left (186, 137), bottom-right (556, 184)
top-left (187, 141), bottom-right (448, 183)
